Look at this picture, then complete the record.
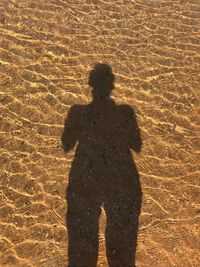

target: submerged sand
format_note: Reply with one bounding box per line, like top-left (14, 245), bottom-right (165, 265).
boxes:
top-left (0, 0), bottom-right (200, 266)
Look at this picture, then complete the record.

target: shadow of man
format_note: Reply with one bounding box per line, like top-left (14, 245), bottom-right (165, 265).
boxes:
top-left (61, 64), bottom-right (142, 267)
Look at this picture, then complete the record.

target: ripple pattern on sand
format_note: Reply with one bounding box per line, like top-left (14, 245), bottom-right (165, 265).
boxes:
top-left (0, 1), bottom-right (200, 266)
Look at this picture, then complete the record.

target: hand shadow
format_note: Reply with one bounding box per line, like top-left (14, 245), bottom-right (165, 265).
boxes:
top-left (61, 64), bottom-right (142, 267)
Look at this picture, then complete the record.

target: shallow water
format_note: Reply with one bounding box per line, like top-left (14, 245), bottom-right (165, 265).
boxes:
top-left (0, 0), bottom-right (200, 266)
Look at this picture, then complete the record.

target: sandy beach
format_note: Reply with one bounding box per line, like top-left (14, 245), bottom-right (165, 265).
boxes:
top-left (0, 0), bottom-right (200, 266)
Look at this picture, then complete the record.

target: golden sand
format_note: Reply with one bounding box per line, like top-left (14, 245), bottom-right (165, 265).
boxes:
top-left (0, 1), bottom-right (200, 266)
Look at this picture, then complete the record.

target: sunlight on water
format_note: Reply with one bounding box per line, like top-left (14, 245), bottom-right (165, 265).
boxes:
top-left (0, 1), bottom-right (199, 266)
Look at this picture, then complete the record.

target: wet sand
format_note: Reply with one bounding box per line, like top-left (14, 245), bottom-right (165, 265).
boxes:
top-left (0, 1), bottom-right (200, 266)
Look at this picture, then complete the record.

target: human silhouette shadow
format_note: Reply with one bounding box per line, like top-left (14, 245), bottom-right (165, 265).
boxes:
top-left (61, 64), bottom-right (142, 267)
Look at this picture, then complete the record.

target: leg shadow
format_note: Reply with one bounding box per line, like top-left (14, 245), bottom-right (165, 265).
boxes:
top-left (67, 190), bottom-right (101, 267)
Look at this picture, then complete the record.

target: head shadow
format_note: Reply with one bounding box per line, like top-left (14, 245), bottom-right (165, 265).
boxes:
top-left (88, 63), bottom-right (115, 101)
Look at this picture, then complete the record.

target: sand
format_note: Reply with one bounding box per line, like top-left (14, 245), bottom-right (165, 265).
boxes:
top-left (0, 0), bottom-right (200, 266)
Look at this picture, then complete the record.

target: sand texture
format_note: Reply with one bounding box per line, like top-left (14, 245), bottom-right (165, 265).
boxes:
top-left (0, 0), bottom-right (200, 266)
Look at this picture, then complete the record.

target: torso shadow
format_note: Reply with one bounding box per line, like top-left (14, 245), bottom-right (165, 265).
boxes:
top-left (62, 99), bottom-right (142, 267)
